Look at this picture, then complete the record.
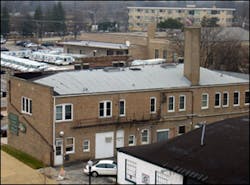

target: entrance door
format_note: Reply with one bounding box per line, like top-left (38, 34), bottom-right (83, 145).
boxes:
top-left (116, 130), bottom-right (124, 148)
top-left (54, 138), bottom-right (63, 166)
top-left (157, 129), bottom-right (169, 142)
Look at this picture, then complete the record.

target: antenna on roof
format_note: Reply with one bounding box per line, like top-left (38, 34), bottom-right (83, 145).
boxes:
top-left (200, 122), bottom-right (206, 146)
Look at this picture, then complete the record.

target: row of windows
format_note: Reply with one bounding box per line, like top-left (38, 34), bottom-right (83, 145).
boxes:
top-left (21, 90), bottom-right (249, 119)
top-left (63, 126), bottom-right (185, 154)
top-left (201, 91), bottom-right (249, 109)
top-left (132, 9), bottom-right (231, 14)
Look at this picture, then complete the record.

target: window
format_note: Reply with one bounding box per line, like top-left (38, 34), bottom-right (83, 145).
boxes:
top-left (119, 99), bottom-right (126, 116)
top-left (65, 137), bottom-right (75, 154)
top-left (99, 101), bottom-right (112, 118)
top-left (245, 91), bottom-right (249, 105)
top-left (201, 93), bottom-right (209, 109)
top-left (233, 91), bottom-right (240, 106)
top-left (163, 50), bottom-right (167, 59)
top-left (21, 97), bottom-right (32, 114)
top-left (155, 171), bottom-right (168, 184)
top-left (83, 140), bottom-right (90, 152)
top-left (214, 92), bottom-right (221, 107)
top-left (179, 95), bottom-right (186, 111)
top-left (157, 129), bottom-right (169, 142)
top-left (107, 50), bottom-right (114, 56)
top-left (155, 49), bottom-right (159, 58)
top-left (56, 104), bottom-right (73, 122)
top-left (125, 159), bottom-right (136, 183)
top-left (189, 10), bottom-right (194, 15)
top-left (178, 125), bottom-right (185, 135)
top-left (141, 129), bottom-right (149, 144)
top-left (222, 92), bottom-right (229, 107)
top-left (128, 135), bottom-right (135, 146)
top-left (150, 97), bottom-right (156, 113)
top-left (168, 96), bottom-right (175, 112)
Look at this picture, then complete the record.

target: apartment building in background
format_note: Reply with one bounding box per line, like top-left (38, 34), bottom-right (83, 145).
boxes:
top-left (7, 27), bottom-right (249, 166)
top-left (128, 5), bottom-right (235, 31)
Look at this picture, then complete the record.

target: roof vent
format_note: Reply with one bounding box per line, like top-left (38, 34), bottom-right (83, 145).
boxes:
top-left (161, 63), bottom-right (178, 68)
top-left (103, 67), bottom-right (120, 72)
top-left (129, 67), bottom-right (141, 71)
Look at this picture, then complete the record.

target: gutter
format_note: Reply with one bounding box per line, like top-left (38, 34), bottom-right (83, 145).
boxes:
top-left (52, 96), bottom-right (56, 166)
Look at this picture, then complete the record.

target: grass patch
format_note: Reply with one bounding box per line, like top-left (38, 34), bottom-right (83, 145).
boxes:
top-left (1, 144), bottom-right (45, 169)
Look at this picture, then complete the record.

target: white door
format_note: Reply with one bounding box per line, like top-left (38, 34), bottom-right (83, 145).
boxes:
top-left (54, 138), bottom-right (63, 166)
top-left (116, 130), bottom-right (124, 148)
top-left (95, 131), bottom-right (114, 159)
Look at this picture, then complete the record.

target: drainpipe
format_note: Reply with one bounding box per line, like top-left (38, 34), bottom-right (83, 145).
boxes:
top-left (52, 96), bottom-right (56, 166)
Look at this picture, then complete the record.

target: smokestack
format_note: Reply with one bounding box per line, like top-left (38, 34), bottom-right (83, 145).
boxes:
top-left (184, 26), bottom-right (201, 86)
top-left (147, 22), bottom-right (156, 39)
top-left (200, 124), bottom-right (206, 146)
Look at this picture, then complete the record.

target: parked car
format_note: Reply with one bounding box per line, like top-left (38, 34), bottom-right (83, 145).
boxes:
top-left (0, 46), bottom-right (9, 51)
top-left (83, 160), bottom-right (117, 177)
top-left (41, 42), bottom-right (54, 47)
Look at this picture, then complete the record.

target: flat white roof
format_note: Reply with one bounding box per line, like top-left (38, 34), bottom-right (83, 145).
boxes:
top-left (34, 64), bottom-right (248, 96)
top-left (127, 6), bottom-right (236, 11)
top-left (60, 41), bottom-right (128, 50)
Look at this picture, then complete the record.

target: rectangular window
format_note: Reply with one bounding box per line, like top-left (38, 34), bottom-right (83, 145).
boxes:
top-left (83, 140), bottom-right (90, 152)
top-left (155, 49), bottom-right (159, 58)
top-left (214, 92), bottom-right (221, 107)
top-left (179, 95), bottom-right (186, 111)
top-left (223, 92), bottom-right (229, 107)
top-left (150, 97), bottom-right (156, 113)
top-left (65, 137), bottom-right (75, 154)
top-left (55, 104), bottom-right (73, 122)
top-left (168, 96), bottom-right (175, 112)
top-left (125, 159), bottom-right (136, 183)
top-left (141, 129), bottom-right (149, 144)
top-left (233, 91), bottom-right (240, 106)
top-left (119, 99), bottom-right (125, 116)
top-left (178, 125), bottom-right (185, 135)
top-left (163, 50), bottom-right (167, 59)
top-left (128, 135), bottom-right (135, 146)
top-left (21, 96), bottom-right (32, 115)
top-left (245, 91), bottom-right (249, 105)
top-left (155, 171), bottom-right (168, 184)
top-left (157, 129), bottom-right (169, 142)
top-left (201, 93), bottom-right (209, 109)
top-left (99, 101), bottom-right (112, 118)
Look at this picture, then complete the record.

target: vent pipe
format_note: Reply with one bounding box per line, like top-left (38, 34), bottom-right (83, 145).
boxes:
top-left (200, 123), bottom-right (206, 146)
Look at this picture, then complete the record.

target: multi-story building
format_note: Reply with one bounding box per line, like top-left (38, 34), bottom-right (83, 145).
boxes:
top-left (7, 27), bottom-right (249, 166)
top-left (128, 5), bottom-right (236, 31)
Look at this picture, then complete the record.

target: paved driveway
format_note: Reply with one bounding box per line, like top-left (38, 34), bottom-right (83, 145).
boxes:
top-left (38, 161), bottom-right (116, 184)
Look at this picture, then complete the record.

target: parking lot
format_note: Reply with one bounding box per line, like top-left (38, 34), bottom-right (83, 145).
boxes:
top-left (38, 161), bottom-right (117, 184)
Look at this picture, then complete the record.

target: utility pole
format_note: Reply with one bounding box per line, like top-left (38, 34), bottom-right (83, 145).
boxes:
top-left (73, 1), bottom-right (77, 40)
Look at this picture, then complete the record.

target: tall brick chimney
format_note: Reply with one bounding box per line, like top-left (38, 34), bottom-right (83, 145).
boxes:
top-left (184, 26), bottom-right (201, 86)
top-left (147, 22), bottom-right (156, 39)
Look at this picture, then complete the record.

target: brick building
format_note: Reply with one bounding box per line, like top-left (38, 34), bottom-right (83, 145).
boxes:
top-left (7, 27), bottom-right (249, 166)
top-left (128, 5), bottom-right (235, 31)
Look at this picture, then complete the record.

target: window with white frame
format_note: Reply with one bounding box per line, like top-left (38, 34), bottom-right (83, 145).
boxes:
top-left (155, 171), bottom-right (168, 184)
top-left (125, 159), bottom-right (136, 183)
top-left (83, 139), bottom-right (90, 152)
top-left (128, 135), bottom-right (135, 146)
top-left (21, 97), bottom-right (32, 114)
top-left (168, 96), bottom-right (175, 112)
top-left (214, 92), bottom-right (221, 107)
top-left (99, 101), bottom-right (112, 117)
top-left (233, 91), bottom-right (240, 106)
top-left (56, 104), bottom-right (73, 121)
top-left (245, 91), bottom-right (249, 105)
top-left (141, 129), bottom-right (149, 144)
top-left (150, 97), bottom-right (156, 113)
top-left (119, 99), bottom-right (126, 116)
top-left (65, 137), bottom-right (75, 154)
top-left (201, 93), bottom-right (209, 109)
top-left (222, 92), bottom-right (229, 107)
top-left (179, 95), bottom-right (186, 111)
